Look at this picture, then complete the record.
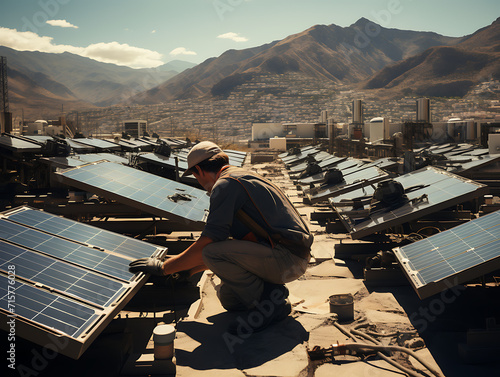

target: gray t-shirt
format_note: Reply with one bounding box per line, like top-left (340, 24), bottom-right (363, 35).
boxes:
top-left (201, 166), bottom-right (313, 251)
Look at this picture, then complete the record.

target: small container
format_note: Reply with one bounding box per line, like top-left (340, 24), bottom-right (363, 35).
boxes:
top-left (153, 324), bottom-right (176, 360)
top-left (329, 293), bottom-right (354, 321)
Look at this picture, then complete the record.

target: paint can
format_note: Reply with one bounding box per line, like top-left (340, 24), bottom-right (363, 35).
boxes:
top-left (329, 293), bottom-right (354, 321)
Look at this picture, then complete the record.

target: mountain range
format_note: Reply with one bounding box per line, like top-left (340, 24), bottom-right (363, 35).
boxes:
top-left (0, 46), bottom-right (196, 115)
top-left (129, 17), bottom-right (467, 104)
top-left (1, 17), bottom-right (499, 118)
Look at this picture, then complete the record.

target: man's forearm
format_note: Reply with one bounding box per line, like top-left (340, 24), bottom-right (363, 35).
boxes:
top-left (162, 236), bottom-right (213, 275)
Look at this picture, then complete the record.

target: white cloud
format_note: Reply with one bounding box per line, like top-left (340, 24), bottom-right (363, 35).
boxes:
top-left (81, 42), bottom-right (164, 68)
top-left (151, 30), bottom-right (156, 34)
top-left (170, 47), bottom-right (197, 56)
top-left (46, 20), bottom-right (78, 29)
top-left (217, 32), bottom-right (248, 42)
top-left (0, 27), bottom-right (164, 68)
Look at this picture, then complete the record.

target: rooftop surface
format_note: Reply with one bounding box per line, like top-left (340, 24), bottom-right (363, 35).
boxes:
top-left (5, 153), bottom-right (500, 377)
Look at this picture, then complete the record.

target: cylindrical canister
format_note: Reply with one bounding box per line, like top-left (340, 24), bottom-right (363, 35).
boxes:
top-left (153, 324), bottom-right (176, 360)
top-left (329, 293), bottom-right (354, 321)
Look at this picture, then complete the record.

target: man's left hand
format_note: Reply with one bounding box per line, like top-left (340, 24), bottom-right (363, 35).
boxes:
top-left (128, 257), bottom-right (164, 275)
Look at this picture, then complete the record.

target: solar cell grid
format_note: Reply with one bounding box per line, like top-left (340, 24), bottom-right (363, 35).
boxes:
top-left (0, 241), bottom-right (125, 306)
top-left (0, 219), bottom-right (132, 281)
top-left (0, 275), bottom-right (99, 338)
top-left (57, 161), bottom-right (209, 227)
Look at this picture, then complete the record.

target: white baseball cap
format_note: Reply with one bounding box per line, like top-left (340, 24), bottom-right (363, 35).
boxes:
top-left (182, 141), bottom-right (222, 177)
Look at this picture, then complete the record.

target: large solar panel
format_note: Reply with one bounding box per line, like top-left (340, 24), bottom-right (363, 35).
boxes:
top-left (329, 167), bottom-right (488, 239)
top-left (393, 210), bottom-right (500, 299)
top-left (0, 206), bottom-right (167, 359)
top-left (0, 135), bottom-right (42, 152)
top-left (56, 161), bottom-right (209, 229)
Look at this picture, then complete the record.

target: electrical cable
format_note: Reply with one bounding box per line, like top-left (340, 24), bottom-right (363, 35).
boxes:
top-left (329, 319), bottom-right (443, 377)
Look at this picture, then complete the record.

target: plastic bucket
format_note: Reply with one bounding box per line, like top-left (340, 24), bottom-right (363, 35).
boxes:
top-left (329, 293), bottom-right (354, 321)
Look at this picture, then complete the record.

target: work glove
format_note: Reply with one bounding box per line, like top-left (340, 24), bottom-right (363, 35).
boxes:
top-left (128, 257), bottom-right (165, 276)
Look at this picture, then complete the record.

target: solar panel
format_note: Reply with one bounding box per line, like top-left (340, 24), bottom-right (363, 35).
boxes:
top-left (281, 147), bottom-right (320, 166)
top-left (41, 153), bottom-right (130, 169)
top-left (137, 153), bottom-right (189, 170)
top-left (66, 138), bottom-right (96, 152)
top-left (71, 138), bottom-right (121, 151)
top-left (304, 166), bottom-right (389, 204)
top-left (289, 151), bottom-right (332, 172)
top-left (393, 210), bottom-right (500, 299)
top-left (329, 167), bottom-right (488, 239)
top-left (463, 148), bottom-right (489, 156)
top-left (56, 161), bottom-right (209, 229)
top-left (278, 145), bottom-right (315, 160)
top-left (75, 153), bottom-right (129, 165)
top-left (296, 158), bottom-right (362, 185)
top-left (0, 206), bottom-right (167, 359)
top-left (446, 155), bottom-right (500, 175)
top-left (0, 135), bottom-right (42, 152)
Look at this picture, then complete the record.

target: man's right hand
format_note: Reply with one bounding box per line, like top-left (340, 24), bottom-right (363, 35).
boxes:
top-left (128, 257), bottom-right (164, 276)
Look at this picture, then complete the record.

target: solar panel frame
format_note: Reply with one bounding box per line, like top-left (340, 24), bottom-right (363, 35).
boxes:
top-left (393, 210), bottom-right (500, 299)
top-left (56, 161), bottom-right (209, 229)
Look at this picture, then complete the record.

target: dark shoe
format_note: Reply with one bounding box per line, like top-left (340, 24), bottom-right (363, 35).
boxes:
top-left (227, 299), bottom-right (292, 335)
top-left (262, 282), bottom-right (289, 301)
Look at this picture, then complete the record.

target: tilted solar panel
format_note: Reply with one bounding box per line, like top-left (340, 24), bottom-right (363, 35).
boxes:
top-left (393, 210), bottom-right (500, 299)
top-left (329, 167), bottom-right (488, 239)
top-left (55, 161), bottom-right (209, 229)
top-left (0, 206), bottom-right (168, 358)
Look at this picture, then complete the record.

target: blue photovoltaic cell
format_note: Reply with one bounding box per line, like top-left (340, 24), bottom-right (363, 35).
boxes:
top-left (0, 219), bottom-right (133, 281)
top-left (0, 241), bottom-right (125, 307)
top-left (5, 207), bottom-right (159, 259)
top-left (57, 161), bottom-right (209, 226)
top-left (0, 275), bottom-right (99, 338)
top-left (396, 211), bottom-right (500, 289)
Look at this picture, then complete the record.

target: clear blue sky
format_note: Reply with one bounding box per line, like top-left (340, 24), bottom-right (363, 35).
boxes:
top-left (0, 0), bottom-right (498, 68)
